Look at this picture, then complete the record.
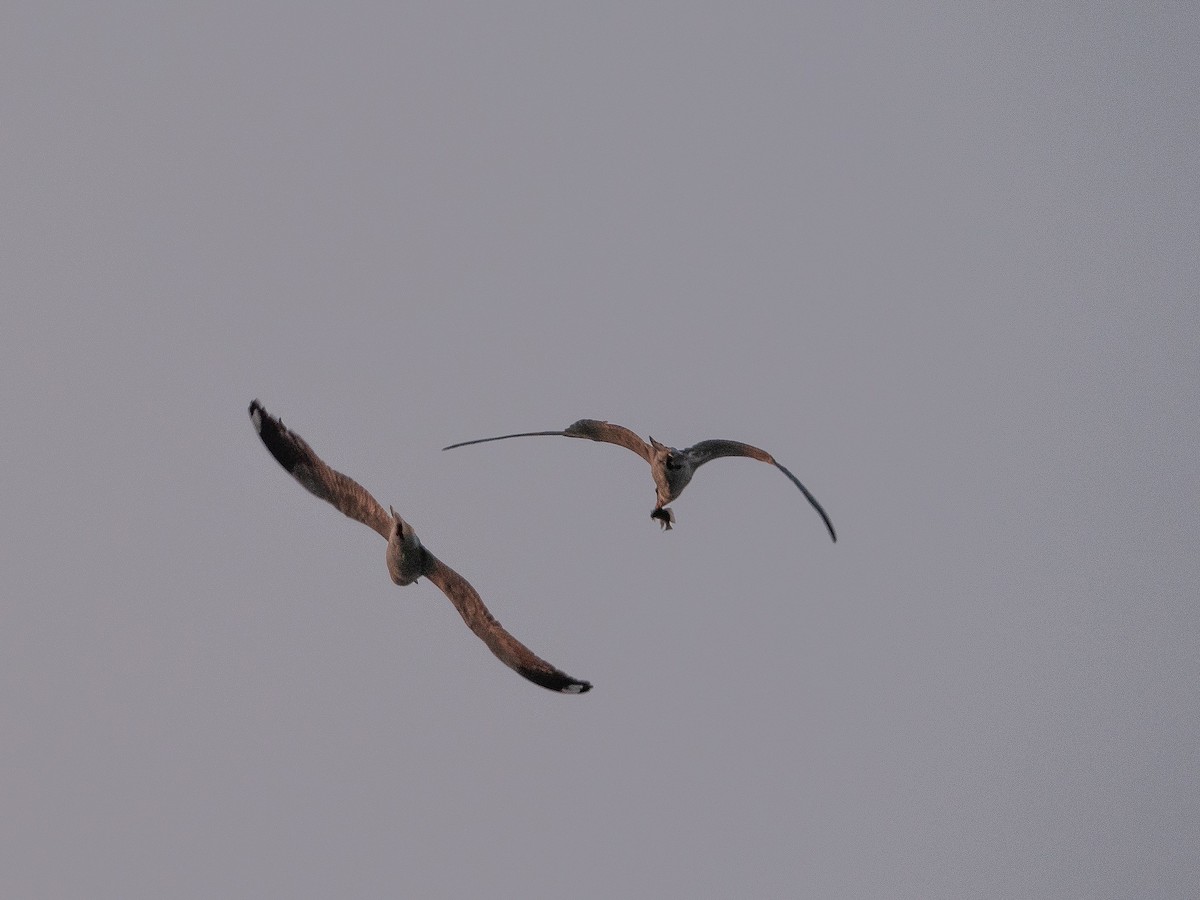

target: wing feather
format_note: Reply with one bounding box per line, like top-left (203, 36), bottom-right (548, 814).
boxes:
top-left (561, 419), bottom-right (652, 462)
top-left (421, 552), bottom-right (592, 694)
top-left (684, 439), bottom-right (775, 466)
top-left (443, 419), bottom-right (651, 463)
top-left (772, 462), bottom-right (838, 543)
top-left (249, 400), bottom-right (393, 539)
top-left (685, 439), bottom-right (837, 542)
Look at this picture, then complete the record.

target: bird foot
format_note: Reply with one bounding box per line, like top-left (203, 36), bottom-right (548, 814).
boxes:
top-left (651, 507), bottom-right (675, 531)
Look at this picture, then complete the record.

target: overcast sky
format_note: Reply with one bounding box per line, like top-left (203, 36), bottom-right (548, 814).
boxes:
top-left (4, 3), bottom-right (1198, 898)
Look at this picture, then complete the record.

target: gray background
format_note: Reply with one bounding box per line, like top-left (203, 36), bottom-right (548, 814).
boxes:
top-left (4, 3), bottom-right (1198, 898)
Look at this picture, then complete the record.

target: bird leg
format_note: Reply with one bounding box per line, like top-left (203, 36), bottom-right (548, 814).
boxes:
top-left (651, 506), bottom-right (676, 531)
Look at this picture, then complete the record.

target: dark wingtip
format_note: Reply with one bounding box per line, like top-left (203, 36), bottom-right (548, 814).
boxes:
top-left (248, 399), bottom-right (306, 474)
top-left (524, 670), bottom-right (592, 694)
top-left (813, 501), bottom-right (837, 543)
top-left (774, 461), bottom-right (837, 543)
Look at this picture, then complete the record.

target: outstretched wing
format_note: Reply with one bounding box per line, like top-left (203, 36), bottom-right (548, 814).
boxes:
top-left (561, 419), bottom-right (652, 462)
top-left (443, 418), bottom-right (651, 463)
top-left (249, 400), bottom-right (393, 539)
top-left (684, 439), bottom-right (838, 543)
top-left (421, 552), bottom-right (592, 694)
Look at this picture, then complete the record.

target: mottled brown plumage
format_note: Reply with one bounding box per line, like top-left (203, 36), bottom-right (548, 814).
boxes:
top-left (249, 400), bottom-right (590, 694)
top-left (444, 419), bottom-right (837, 541)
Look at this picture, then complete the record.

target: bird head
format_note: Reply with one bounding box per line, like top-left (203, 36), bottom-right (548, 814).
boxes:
top-left (386, 506), bottom-right (425, 586)
top-left (649, 438), bottom-right (693, 499)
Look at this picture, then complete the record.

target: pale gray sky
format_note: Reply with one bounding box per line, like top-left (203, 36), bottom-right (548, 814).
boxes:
top-left (3, 3), bottom-right (1198, 898)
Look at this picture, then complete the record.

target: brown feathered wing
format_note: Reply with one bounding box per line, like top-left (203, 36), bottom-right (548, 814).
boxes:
top-left (249, 400), bottom-right (592, 694)
top-left (684, 439), bottom-right (837, 542)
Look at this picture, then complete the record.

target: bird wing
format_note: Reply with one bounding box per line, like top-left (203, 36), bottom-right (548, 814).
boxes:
top-left (684, 439), bottom-right (838, 543)
top-left (684, 438), bottom-right (776, 467)
top-left (420, 552), bottom-right (592, 694)
top-left (561, 419), bottom-right (652, 462)
top-left (443, 418), bottom-right (651, 463)
top-left (249, 400), bottom-right (393, 540)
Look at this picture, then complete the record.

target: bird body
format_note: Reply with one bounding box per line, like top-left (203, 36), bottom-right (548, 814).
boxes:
top-left (444, 418), bottom-right (837, 541)
top-left (249, 400), bottom-right (591, 694)
top-left (384, 508), bottom-right (424, 586)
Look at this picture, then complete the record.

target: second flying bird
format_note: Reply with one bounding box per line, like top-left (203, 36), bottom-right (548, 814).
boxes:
top-left (444, 418), bottom-right (837, 541)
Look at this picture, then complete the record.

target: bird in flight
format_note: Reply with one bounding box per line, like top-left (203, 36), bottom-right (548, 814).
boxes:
top-left (443, 419), bottom-right (837, 541)
top-left (248, 400), bottom-right (591, 694)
